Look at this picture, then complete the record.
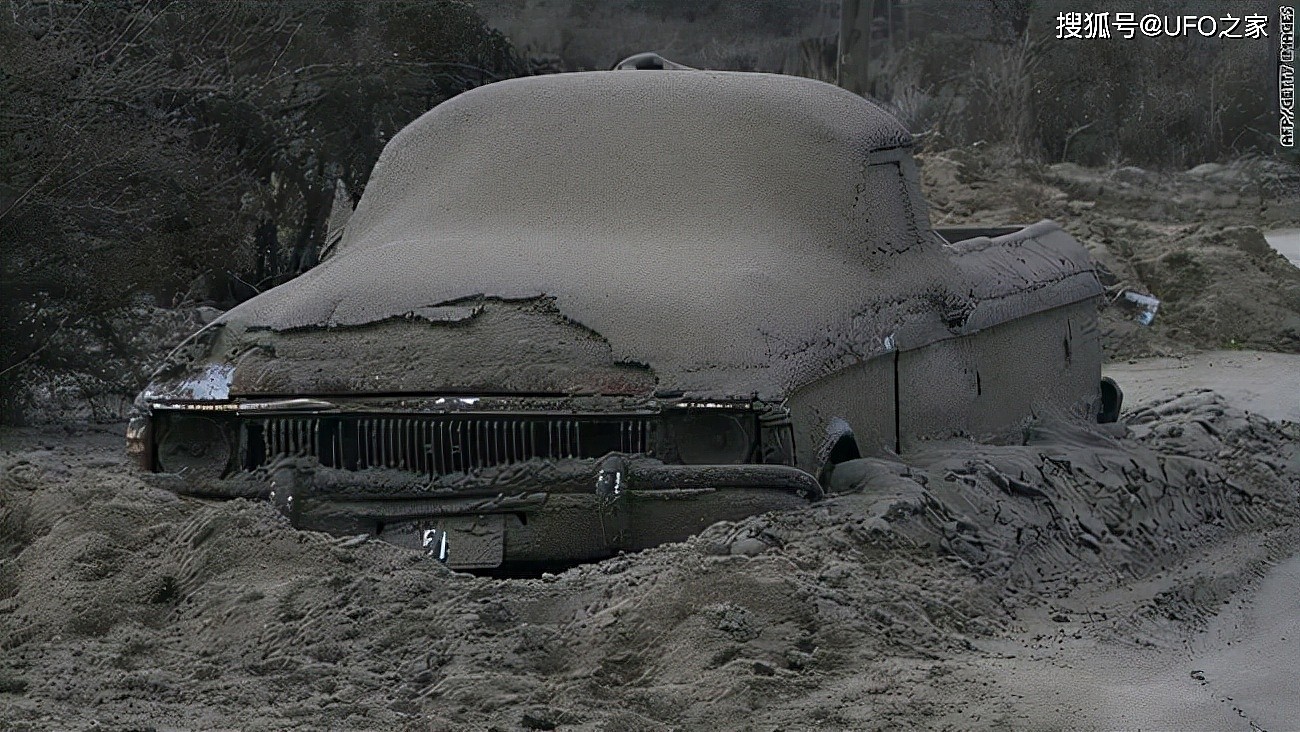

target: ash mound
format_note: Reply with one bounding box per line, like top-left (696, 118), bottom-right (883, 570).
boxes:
top-left (2, 391), bottom-right (1297, 729)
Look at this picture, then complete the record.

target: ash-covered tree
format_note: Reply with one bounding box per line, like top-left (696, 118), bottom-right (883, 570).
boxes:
top-left (0, 0), bottom-right (522, 422)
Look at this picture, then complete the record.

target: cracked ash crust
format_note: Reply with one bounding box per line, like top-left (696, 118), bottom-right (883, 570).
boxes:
top-left (154, 71), bottom-right (1100, 402)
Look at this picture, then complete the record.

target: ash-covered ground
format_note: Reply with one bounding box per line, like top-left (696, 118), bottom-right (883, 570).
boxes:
top-left (918, 150), bottom-right (1300, 358)
top-left (2, 373), bottom-right (1296, 731)
top-left (2, 153), bottom-right (1299, 731)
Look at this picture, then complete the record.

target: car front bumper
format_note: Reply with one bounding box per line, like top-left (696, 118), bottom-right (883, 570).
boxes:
top-left (145, 456), bottom-right (821, 568)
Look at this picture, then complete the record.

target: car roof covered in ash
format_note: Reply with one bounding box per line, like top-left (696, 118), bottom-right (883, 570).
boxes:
top-left (215, 70), bottom-right (1091, 398)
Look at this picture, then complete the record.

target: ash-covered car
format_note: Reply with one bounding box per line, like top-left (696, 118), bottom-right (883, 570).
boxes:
top-left (129, 65), bottom-right (1117, 569)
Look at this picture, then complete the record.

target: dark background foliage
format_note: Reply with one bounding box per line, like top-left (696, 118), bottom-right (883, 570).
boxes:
top-left (0, 0), bottom-right (1290, 422)
top-left (0, 0), bottom-right (521, 420)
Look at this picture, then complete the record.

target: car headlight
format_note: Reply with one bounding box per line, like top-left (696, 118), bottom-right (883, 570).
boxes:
top-left (125, 415), bottom-right (152, 469)
top-left (666, 412), bottom-right (752, 465)
top-left (155, 415), bottom-right (233, 478)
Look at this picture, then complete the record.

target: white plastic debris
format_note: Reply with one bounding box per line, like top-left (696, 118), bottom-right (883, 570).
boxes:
top-left (1123, 291), bottom-right (1161, 326)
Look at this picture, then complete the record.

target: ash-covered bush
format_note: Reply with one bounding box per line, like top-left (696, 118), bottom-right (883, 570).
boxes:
top-left (0, 0), bottom-right (523, 423)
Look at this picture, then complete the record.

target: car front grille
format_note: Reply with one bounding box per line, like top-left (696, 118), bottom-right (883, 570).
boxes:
top-left (245, 414), bottom-right (653, 476)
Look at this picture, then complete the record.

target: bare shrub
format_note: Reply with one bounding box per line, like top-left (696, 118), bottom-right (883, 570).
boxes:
top-left (474, 0), bottom-right (839, 72)
top-left (0, 0), bottom-right (522, 423)
top-left (847, 0), bottom-right (1281, 167)
top-left (969, 36), bottom-right (1041, 158)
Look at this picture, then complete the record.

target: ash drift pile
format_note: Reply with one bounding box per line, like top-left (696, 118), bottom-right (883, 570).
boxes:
top-left (2, 389), bottom-right (1296, 729)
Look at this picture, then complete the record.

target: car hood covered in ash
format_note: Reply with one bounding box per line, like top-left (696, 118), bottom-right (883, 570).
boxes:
top-left (147, 70), bottom-right (1101, 403)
